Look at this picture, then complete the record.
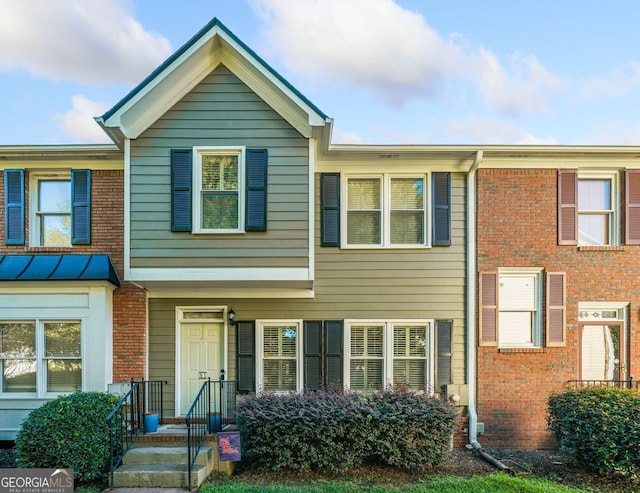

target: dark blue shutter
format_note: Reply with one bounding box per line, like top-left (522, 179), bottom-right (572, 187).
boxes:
top-left (245, 149), bottom-right (267, 231)
top-left (71, 169), bottom-right (91, 245)
top-left (321, 173), bottom-right (340, 246)
top-left (4, 169), bottom-right (24, 245)
top-left (171, 149), bottom-right (192, 232)
top-left (304, 321), bottom-right (322, 390)
top-left (237, 321), bottom-right (256, 393)
top-left (432, 172), bottom-right (451, 246)
top-left (324, 320), bottom-right (343, 387)
top-left (436, 320), bottom-right (452, 390)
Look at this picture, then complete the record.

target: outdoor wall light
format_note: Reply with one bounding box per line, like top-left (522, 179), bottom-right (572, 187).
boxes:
top-left (228, 308), bottom-right (237, 326)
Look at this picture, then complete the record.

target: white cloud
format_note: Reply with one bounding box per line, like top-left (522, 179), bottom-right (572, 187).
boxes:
top-left (448, 115), bottom-right (559, 145)
top-left (251, 0), bottom-right (562, 115)
top-left (0, 0), bottom-right (172, 85)
top-left (579, 63), bottom-right (640, 101)
top-left (330, 127), bottom-right (366, 144)
top-left (469, 49), bottom-right (565, 116)
top-left (54, 95), bottom-right (111, 143)
top-left (251, 0), bottom-right (464, 106)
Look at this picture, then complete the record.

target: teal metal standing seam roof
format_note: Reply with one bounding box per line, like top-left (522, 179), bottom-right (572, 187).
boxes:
top-left (0, 254), bottom-right (120, 286)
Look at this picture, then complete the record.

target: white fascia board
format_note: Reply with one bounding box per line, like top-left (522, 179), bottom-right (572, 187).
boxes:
top-left (148, 287), bottom-right (315, 299)
top-left (218, 36), bottom-right (326, 128)
top-left (103, 28), bottom-right (225, 138)
top-left (129, 267), bottom-right (311, 282)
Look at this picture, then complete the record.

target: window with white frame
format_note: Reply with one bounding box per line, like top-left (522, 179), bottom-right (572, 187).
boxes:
top-left (0, 320), bottom-right (81, 395)
top-left (30, 173), bottom-right (71, 247)
top-left (498, 270), bottom-right (543, 347)
top-left (193, 147), bottom-right (244, 233)
top-left (346, 321), bottom-right (432, 391)
top-left (344, 175), bottom-right (427, 247)
top-left (257, 321), bottom-right (302, 392)
top-left (578, 173), bottom-right (618, 246)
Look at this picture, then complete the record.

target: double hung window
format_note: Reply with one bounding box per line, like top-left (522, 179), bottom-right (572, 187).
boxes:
top-left (194, 148), bottom-right (244, 233)
top-left (344, 175), bottom-right (427, 247)
top-left (30, 173), bottom-right (72, 247)
top-left (578, 174), bottom-right (616, 246)
top-left (0, 320), bottom-right (82, 395)
top-left (257, 321), bottom-right (302, 392)
top-left (346, 321), bottom-right (432, 391)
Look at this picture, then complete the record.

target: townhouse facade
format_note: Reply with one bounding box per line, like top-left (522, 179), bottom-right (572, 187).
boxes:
top-left (1, 17), bottom-right (639, 450)
top-left (475, 151), bottom-right (640, 449)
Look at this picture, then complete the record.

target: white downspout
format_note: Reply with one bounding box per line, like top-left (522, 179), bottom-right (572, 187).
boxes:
top-left (467, 150), bottom-right (483, 448)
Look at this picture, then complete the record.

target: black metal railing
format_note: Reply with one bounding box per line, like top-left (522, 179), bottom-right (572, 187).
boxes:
top-left (106, 379), bottom-right (167, 486)
top-left (568, 378), bottom-right (637, 389)
top-left (185, 376), bottom-right (239, 488)
top-left (186, 379), bottom-right (210, 489)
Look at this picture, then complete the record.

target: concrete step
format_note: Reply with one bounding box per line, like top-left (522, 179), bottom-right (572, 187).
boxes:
top-left (112, 463), bottom-right (208, 489)
top-left (123, 446), bottom-right (213, 466)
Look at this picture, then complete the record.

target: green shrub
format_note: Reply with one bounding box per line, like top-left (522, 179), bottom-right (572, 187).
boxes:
top-left (16, 391), bottom-right (119, 483)
top-left (236, 387), bottom-right (456, 472)
top-left (548, 386), bottom-right (640, 476)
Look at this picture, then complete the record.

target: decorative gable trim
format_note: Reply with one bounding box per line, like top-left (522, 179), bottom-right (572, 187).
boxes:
top-left (97, 19), bottom-right (327, 146)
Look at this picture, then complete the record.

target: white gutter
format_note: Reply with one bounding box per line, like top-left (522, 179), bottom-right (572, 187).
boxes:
top-left (466, 150), bottom-right (483, 448)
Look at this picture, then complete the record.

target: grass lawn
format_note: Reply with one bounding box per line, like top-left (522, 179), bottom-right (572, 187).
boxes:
top-left (200, 472), bottom-right (579, 492)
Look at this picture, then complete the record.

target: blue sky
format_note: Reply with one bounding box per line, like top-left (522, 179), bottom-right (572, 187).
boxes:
top-left (1, 0), bottom-right (640, 146)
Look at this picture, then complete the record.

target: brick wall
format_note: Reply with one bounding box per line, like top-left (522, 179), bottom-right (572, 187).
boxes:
top-left (477, 168), bottom-right (640, 449)
top-left (0, 169), bottom-right (148, 383)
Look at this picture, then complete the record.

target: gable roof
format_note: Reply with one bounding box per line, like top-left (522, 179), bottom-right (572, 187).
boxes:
top-left (96, 18), bottom-right (329, 147)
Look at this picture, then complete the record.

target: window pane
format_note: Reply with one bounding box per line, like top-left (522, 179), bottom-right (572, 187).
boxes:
top-left (347, 211), bottom-right (381, 244)
top-left (263, 360), bottom-right (296, 391)
top-left (3, 360), bottom-right (36, 392)
top-left (348, 178), bottom-right (380, 209)
top-left (41, 215), bottom-right (71, 247)
top-left (581, 324), bottom-right (620, 381)
top-left (390, 211), bottom-right (423, 244)
top-left (202, 194), bottom-right (239, 229)
top-left (499, 276), bottom-right (536, 311)
top-left (45, 322), bottom-right (80, 357)
top-left (578, 179), bottom-right (610, 210)
top-left (391, 178), bottom-right (423, 209)
top-left (393, 360), bottom-right (426, 389)
top-left (350, 359), bottom-right (382, 390)
top-left (0, 323), bottom-right (35, 357)
top-left (393, 326), bottom-right (427, 357)
top-left (202, 155), bottom-right (238, 191)
top-left (263, 326), bottom-right (297, 357)
top-left (578, 214), bottom-right (609, 245)
top-left (39, 181), bottom-right (71, 213)
top-left (47, 360), bottom-right (81, 393)
top-left (350, 326), bottom-right (383, 357)
top-left (498, 312), bottom-right (533, 345)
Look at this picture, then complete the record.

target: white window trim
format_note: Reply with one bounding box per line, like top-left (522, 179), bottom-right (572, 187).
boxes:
top-left (29, 171), bottom-right (71, 247)
top-left (192, 146), bottom-right (245, 234)
top-left (341, 173), bottom-right (430, 249)
top-left (497, 267), bottom-right (543, 348)
top-left (255, 320), bottom-right (304, 392)
top-left (343, 319), bottom-right (434, 392)
top-left (0, 317), bottom-right (83, 398)
top-left (577, 170), bottom-right (620, 246)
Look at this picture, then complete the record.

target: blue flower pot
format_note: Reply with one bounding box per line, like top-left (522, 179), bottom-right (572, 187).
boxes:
top-left (208, 413), bottom-right (221, 433)
top-left (144, 413), bottom-right (159, 433)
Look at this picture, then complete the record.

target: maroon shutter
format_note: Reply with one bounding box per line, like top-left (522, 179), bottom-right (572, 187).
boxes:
top-left (558, 170), bottom-right (578, 245)
top-left (479, 272), bottom-right (498, 346)
top-left (626, 170), bottom-right (640, 245)
top-left (546, 272), bottom-right (566, 347)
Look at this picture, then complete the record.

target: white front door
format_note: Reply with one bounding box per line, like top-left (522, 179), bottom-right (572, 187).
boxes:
top-left (180, 322), bottom-right (223, 415)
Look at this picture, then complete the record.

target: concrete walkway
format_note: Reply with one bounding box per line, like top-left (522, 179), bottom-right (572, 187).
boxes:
top-left (105, 489), bottom-right (195, 493)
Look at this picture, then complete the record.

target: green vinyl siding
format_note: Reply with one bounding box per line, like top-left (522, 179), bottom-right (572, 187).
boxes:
top-left (147, 174), bottom-right (467, 412)
top-left (129, 65), bottom-right (309, 269)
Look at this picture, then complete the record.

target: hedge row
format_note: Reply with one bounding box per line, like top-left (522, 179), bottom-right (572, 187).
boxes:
top-left (548, 386), bottom-right (640, 477)
top-left (236, 387), bottom-right (457, 472)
